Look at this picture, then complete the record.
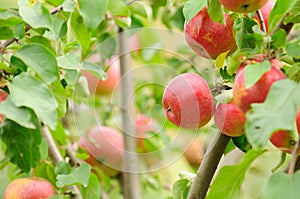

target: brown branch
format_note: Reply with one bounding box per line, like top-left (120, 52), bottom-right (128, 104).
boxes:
top-left (288, 137), bottom-right (300, 175)
top-left (0, 5), bottom-right (63, 52)
top-left (41, 126), bottom-right (83, 199)
top-left (187, 131), bottom-right (231, 199)
top-left (118, 27), bottom-right (142, 199)
top-left (256, 9), bottom-right (266, 33)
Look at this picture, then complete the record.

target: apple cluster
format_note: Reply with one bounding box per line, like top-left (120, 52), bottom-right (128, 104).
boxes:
top-left (163, 0), bottom-right (300, 155)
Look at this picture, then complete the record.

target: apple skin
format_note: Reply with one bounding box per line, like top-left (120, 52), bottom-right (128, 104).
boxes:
top-left (214, 102), bottom-right (247, 137)
top-left (184, 140), bottom-right (205, 166)
top-left (83, 56), bottom-right (120, 95)
top-left (184, 7), bottom-right (237, 59)
top-left (219, 0), bottom-right (268, 13)
top-left (0, 89), bottom-right (8, 123)
top-left (162, 72), bottom-right (215, 129)
top-left (4, 178), bottom-right (56, 199)
top-left (270, 110), bottom-right (300, 154)
top-left (254, 1), bottom-right (274, 31)
top-left (232, 58), bottom-right (286, 112)
top-left (79, 126), bottom-right (124, 177)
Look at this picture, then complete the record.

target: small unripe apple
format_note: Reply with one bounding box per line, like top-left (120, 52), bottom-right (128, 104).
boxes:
top-left (4, 178), bottom-right (56, 199)
top-left (214, 102), bottom-right (247, 137)
top-left (219, 0), bottom-right (268, 13)
top-left (254, 1), bottom-right (274, 31)
top-left (184, 140), bottom-right (205, 166)
top-left (83, 56), bottom-right (120, 95)
top-left (233, 58), bottom-right (286, 112)
top-left (184, 7), bottom-right (236, 59)
top-left (0, 89), bottom-right (8, 123)
top-left (162, 72), bottom-right (215, 129)
top-left (79, 126), bottom-right (124, 177)
top-left (270, 110), bottom-right (300, 154)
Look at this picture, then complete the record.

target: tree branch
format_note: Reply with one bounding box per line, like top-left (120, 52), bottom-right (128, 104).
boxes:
top-left (270, 14), bottom-right (294, 37)
top-left (187, 131), bottom-right (231, 199)
top-left (118, 28), bottom-right (142, 199)
top-left (256, 9), bottom-right (266, 33)
top-left (41, 126), bottom-right (83, 199)
top-left (0, 5), bottom-right (63, 53)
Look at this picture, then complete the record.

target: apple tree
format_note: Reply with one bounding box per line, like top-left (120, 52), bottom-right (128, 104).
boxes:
top-left (0, 0), bottom-right (300, 199)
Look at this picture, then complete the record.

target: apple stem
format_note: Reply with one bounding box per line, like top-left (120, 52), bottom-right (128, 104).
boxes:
top-left (118, 27), bottom-right (142, 199)
top-left (288, 138), bottom-right (300, 175)
top-left (41, 126), bottom-right (83, 199)
top-left (256, 9), bottom-right (266, 33)
top-left (187, 131), bottom-right (231, 199)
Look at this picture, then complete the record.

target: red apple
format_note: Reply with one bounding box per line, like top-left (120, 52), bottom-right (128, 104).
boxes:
top-left (214, 102), bottom-right (247, 137)
top-left (4, 178), bottom-right (55, 199)
top-left (270, 110), bottom-right (300, 154)
top-left (0, 89), bottom-right (8, 123)
top-left (184, 140), bottom-right (205, 166)
top-left (83, 56), bottom-right (120, 95)
top-left (79, 126), bottom-right (124, 177)
top-left (254, 1), bottom-right (274, 31)
top-left (184, 7), bottom-right (237, 59)
top-left (233, 58), bottom-right (286, 112)
top-left (219, 0), bottom-right (268, 13)
top-left (162, 72), bottom-right (215, 129)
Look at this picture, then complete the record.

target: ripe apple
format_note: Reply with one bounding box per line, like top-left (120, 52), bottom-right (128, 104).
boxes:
top-left (135, 114), bottom-right (157, 152)
top-left (254, 1), bottom-right (274, 31)
top-left (4, 177), bottom-right (55, 199)
top-left (162, 72), bottom-right (215, 129)
top-left (219, 0), bottom-right (268, 13)
top-left (79, 126), bottom-right (124, 177)
top-left (184, 140), bottom-right (205, 166)
top-left (232, 58), bottom-right (286, 112)
top-left (0, 89), bottom-right (8, 123)
top-left (270, 109), bottom-right (300, 154)
top-left (83, 56), bottom-right (120, 95)
top-left (214, 102), bottom-right (247, 137)
top-left (184, 7), bottom-right (237, 59)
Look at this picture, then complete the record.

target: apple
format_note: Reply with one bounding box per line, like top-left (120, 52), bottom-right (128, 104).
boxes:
top-left (184, 7), bottom-right (237, 59)
top-left (0, 89), bottom-right (8, 123)
top-left (254, 1), bottom-right (274, 31)
top-left (184, 140), bottom-right (205, 166)
top-left (83, 56), bottom-right (120, 95)
top-left (219, 0), bottom-right (268, 13)
top-left (135, 114), bottom-right (157, 152)
top-left (162, 72), bottom-right (215, 129)
top-left (4, 177), bottom-right (55, 199)
top-left (79, 126), bottom-right (124, 177)
top-left (232, 58), bottom-right (286, 112)
top-left (214, 102), bottom-right (247, 137)
top-left (270, 109), bottom-right (300, 154)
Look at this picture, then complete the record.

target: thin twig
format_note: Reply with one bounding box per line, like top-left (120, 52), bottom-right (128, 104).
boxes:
top-left (256, 9), bottom-right (266, 33)
top-left (0, 5), bottom-right (63, 52)
top-left (187, 131), bottom-right (231, 199)
top-left (288, 138), bottom-right (300, 175)
top-left (118, 27), bottom-right (142, 199)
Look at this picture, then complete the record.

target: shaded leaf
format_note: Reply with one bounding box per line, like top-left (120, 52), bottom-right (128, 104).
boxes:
top-left (207, 0), bottom-right (224, 24)
top-left (183, 0), bottom-right (206, 22)
top-left (108, 0), bottom-right (131, 28)
top-left (81, 173), bottom-right (101, 199)
top-left (173, 179), bottom-right (190, 199)
top-left (0, 8), bottom-right (23, 27)
top-left (245, 60), bottom-right (271, 88)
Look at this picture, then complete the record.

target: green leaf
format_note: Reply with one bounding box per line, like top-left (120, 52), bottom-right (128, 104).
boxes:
top-left (286, 39), bottom-right (300, 58)
top-left (57, 52), bottom-right (81, 70)
top-left (62, 0), bottom-right (75, 12)
top-left (268, 0), bottom-right (297, 33)
top-left (18, 1), bottom-right (51, 29)
top-left (56, 162), bottom-right (91, 187)
top-left (50, 120), bottom-right (67, 145)
top-left (287, 63), bottom-right (300, 83)
top-left (245, 60), bottom-right (271, 88)
top-left (207, 0), bottom-right (224, 24)
top-left (271, 29), bottom-right (286, 50)
top-left (44, 15), bottom-right (67, 40)
top-left (70, 10), bottom-right (91, 56)
top-left (108, 0), bottom-right (131, 28)
top-left (46, 0), bottom-right (64, 6)
top-left (284, 0), bottom-right (300, 24)
top-left (0, 96), bottom-right (37, 129)
top-left (40, 138), bottom-right (48, 160)
top-left (34, 162), bottom-right (56, 186)
top-left (9, 73), bottom-right (58, 130)
top-left (232, 134), bottom-right (252, 153)
top-left (0, 119), bottom-right (41, 173)
top-left (55, 161), bottom-right (72, 175)
top-left (0, 8), bottom-right (23, 27)
top-left (207, 149), bottom-right (265, 199)
top-left (78, 0), bottom-right (107, 30)
top-left (0, 27), bottom-right (13, 40)
top-left (183, 0), bottom-right (206, 22)
top-left (172, 179), bottom-right (190, 199)
top-left (263, 171), bottom-right (300, 199)
top-left (81, 173), bottom-right (101, 199)
top-left (15, 44), bottom-right (59, 84)
top-left (246, 79), bottom-right (300, 148)
top-left (13, 23), bottom-right (25, 39)
top-left (82, 61), bottom-right (106, 80)
top-left (50, 81), bottom-right (67, 118)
